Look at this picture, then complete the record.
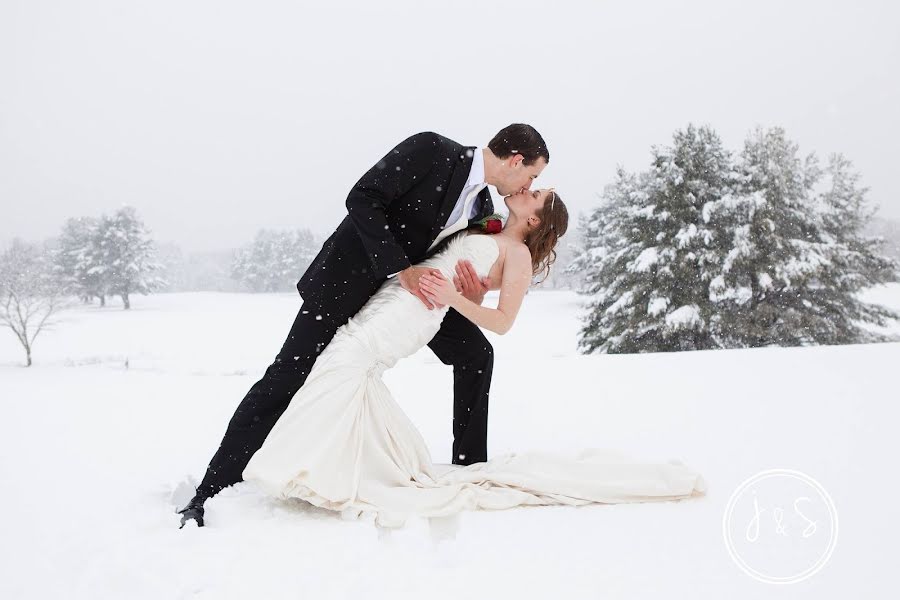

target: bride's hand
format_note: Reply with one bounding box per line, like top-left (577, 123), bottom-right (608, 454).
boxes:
top-left (398, 266), bottom-right (446, 310)
top-left (419, 272), bottom-right (460, 308)
top-left (453, 259), bottom-right (490, 305)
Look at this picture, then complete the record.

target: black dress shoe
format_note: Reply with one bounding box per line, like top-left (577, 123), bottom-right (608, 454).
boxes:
top-left (177, 500), bottom-right (205, 528)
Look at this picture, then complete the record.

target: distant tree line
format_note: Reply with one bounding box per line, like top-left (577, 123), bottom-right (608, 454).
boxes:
top-left (230, 229), bottom-right (318, 293)
top-left (1, 205), bottom-right (165, 366)
top-left (1, 208), bottom-right (319, 365)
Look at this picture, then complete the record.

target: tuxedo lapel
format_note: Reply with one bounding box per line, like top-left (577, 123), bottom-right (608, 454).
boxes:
top-left (428, 147), bottom-right (477, 242)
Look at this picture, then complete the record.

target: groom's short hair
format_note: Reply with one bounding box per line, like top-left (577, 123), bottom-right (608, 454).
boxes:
top-left (488, 124), bottom-right (549, 166)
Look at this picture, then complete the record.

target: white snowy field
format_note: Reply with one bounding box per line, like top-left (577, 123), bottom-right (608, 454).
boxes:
top-left (1, 285), bottom-right (899, 599)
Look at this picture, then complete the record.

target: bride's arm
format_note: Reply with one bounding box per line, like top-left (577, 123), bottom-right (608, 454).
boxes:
top-left (422, 244), bottom-right (532, 335)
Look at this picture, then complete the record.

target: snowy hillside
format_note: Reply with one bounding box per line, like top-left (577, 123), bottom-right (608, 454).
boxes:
top-left (1, 286), bottom-right (899, 599)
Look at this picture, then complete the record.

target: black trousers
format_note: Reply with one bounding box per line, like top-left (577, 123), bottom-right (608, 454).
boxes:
top-left (192, 295), bottom-right (494, 503)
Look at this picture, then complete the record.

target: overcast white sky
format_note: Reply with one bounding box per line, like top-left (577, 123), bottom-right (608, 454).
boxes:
top-left (2, 0), bottom-right (898, 252)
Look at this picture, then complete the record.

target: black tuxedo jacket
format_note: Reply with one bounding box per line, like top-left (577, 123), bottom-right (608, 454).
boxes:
top-left (296, 132), bottom-right (494, 303)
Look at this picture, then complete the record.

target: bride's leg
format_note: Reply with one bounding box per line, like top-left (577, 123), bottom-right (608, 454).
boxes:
top-left (426, 307), bottom-right (494, 466)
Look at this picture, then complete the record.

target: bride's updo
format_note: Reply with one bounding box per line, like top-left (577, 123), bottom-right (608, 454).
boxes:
top-left (525, 190), bottom-right (568, 283)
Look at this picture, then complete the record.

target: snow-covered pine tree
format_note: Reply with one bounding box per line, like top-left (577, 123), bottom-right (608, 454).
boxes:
top-left (706, 126), bottom-right (822, 346)
top-left (53, 216), bottom-right (108, 304)
top-left (808, 153), bottom-right (899, 341)
top-left (93, 206), bottom-right (166, 309)
top-left (231, 231), bottom-right (267, 292)
top-left (231, 229), bottom-right (317, 292)
top-left (572, 124), bottom-right (735, 353)
top-left (705, 126), bottom-right (895, 347)
top-left (568, 188), bottom-right (628, 352)
top-left (280, 229), bottom-right (317, 289)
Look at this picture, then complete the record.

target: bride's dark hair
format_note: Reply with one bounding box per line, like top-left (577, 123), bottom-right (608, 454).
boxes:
top-left (524, 190), bottom-right (568, 284)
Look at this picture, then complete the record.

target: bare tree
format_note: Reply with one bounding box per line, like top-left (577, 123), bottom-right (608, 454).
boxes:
top-left (0, 239), bottom-right (70, 367)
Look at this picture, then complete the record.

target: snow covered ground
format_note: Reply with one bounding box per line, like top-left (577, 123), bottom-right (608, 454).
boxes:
top-left (1, 285), bottom-right (899, 599)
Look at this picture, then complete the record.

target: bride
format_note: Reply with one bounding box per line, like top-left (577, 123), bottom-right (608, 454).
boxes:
top-left (241, 188), bottom-right (706, 527)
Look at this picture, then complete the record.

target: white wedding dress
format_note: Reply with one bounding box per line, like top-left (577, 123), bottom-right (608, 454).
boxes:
top-left (242, 231), bottom-right (706, 527)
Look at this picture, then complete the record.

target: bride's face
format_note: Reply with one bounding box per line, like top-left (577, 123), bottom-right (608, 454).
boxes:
top-left (504, 188), bottom-right (552, 227)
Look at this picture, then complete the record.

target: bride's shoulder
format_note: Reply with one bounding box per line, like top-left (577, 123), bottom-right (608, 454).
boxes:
top-left (487, 235), bottom-right (529, 268)
top-left (505, 242), bottom-right (531, 264)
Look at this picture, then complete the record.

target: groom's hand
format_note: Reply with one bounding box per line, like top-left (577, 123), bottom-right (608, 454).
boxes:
top-left (399, 266), bottom-right (446, 310)
top-left (453, 259), bottom-right (490, 305)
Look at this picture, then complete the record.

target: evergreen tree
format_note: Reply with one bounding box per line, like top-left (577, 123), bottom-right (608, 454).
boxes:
top-left (808, 153), bottom-right (898, 341)
top-left (705, 126), bottom-right (823, 346)
top-left (53, 216), bottom-right (108, 305)
top-left (707, 127), bottom-right (898, 346)
top-left (574, 124), bottom-right (898, 354)
top-left (93, 206), bottom-right (166, 309)
top-left (572, 124), bottom-right (735, 353)
top-left (230, 228), bottom-right (317, 293)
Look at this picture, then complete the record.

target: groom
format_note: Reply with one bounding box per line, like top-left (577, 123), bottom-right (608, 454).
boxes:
top-left (179, 124), bottom-right (549, 527)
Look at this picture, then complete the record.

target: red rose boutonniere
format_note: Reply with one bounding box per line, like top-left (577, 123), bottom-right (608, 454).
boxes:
top-left (473, 213), bottom-right (504, 234)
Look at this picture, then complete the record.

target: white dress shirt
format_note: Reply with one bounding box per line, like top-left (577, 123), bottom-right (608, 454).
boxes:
top-left (385, 148), bottom-right (486, 279)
